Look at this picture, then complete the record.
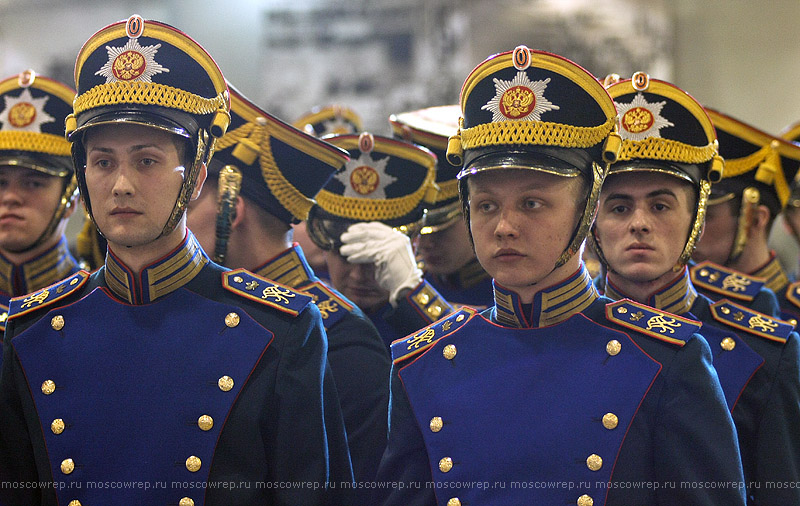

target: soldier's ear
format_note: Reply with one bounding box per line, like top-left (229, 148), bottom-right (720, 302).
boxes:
top-left (231, 195), bottom-right (246, 230)
top-left (191, 162), bottom-right (208, 201)
top-left (750, 204), bottom-right (771, 236)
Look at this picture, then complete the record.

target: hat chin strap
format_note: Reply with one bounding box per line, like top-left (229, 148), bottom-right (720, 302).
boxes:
top-left (159, 129), bottom-right (215, 239)
top-left (211, 165), bottom-right (243, 264)
top-left (553, 161), bottom-right (605, 271)
top-left (6, 176), bottom-right (78, 255)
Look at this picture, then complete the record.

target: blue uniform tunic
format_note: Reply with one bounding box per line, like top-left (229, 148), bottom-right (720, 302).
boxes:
top-left (375, 266), bottom-right (746, 506)
top-left (0, 237), bottom-right (80, 363)
top-left (0, 232), bottom-right (351, 506)
top-left (604, 267), bottom-right (800, 505)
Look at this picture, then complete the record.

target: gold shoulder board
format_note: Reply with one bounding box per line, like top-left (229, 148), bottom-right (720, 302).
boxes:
top-left (710, 299), bottom-right (792, 344)
top-left (8, 270), bottom-right (90, 320)
top-left (605, 299), bottom-right (698, 346)
top-left (222, 268), bottom-right (312, 316)
top-left (391, 307), bottom-right (477, 365)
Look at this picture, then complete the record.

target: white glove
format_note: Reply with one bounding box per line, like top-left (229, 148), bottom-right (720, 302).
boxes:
top-left (339, 221), bottom-right (423, 306)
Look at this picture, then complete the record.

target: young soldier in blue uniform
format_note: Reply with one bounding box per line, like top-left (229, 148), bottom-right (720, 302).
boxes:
top-left (374, 46), bottom-right (746, 506)
top-left (0, 16), bottom-right (350, 505)
top-left (390, 105), bottom-right (493, 310)
top-left (185, 84), bottom-right (389, 495)
top-left (306, 132), bottom-right (449, 350)
top-left (691, 108), bottom-right (800, 322)
top-left (0, 71), bottom-right (81, 342)
top-left (591, 74), bottom-right (800, 504)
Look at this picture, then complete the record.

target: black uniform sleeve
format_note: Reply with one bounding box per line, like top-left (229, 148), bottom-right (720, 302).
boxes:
top-left (653, 335), bottom-right (747, 505)
top-left (372, 363), bottom-right (436, 506)
top-left (325, 312), bottom-right (390, 487)
top-left (0, 325), bottom-right (50, 505)
top-left (749, 332), bottom-right (800, 503)
top-left (267, 303), bottom-right (353, 505)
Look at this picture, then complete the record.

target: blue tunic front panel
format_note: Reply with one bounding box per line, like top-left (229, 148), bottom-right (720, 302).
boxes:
top-left (13, 287), bottom-right (272, 503)
top-left (399, 311), bottom-right (660, 505)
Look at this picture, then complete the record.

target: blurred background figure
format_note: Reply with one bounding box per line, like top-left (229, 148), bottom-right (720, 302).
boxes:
top-left (692, 108), bottom-right (800, 322)
top-left (292, 104), bottom-right (364, 281)
top-left (306, 131), bottom-right (449, 349)
top-left (390, 104), bottom-right (493, 309)
top-left (0, 70), bottom-right (80, 339)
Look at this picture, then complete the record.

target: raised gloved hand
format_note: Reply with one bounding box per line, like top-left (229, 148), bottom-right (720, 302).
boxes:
top-left (340, 221), bottom-right (423, 306)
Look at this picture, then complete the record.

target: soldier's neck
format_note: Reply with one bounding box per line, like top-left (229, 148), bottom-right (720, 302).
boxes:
top-left (606, 267), bottom-right (684, 306)
top-left (225, 221), bottom-right (293, 271)
top-left (0, 229), bottom-right (65, 267)
top-left (726, 238), bottom-right (771, 275)
top-left (106, 225), bottom-right (187, 274)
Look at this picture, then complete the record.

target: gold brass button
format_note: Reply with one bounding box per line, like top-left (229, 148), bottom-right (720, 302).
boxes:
top-left (586, 454), bottom-right (603, 471)
top-left (68, 501), bottom-right (82, 506)
top-left (577, 494), bottom-right (594, 506)
top-left (721, 337), bottom-right (736, 351)
top-left (602, 413), bottom-right (618, 430)
top-left (218, 376), bottom-right (234, 392)
top-left (61, 458), bottom-right (75, 474)
top-left (447, 498), bottom-right (461, 506)
top-left (224, 312), bottom-right (240, 328)
top-left (41, 380), bottom-right (56, 395)
top-left (429, 305), bottom-right (443, 318)
top-left (443, 344), bottom-right (457, 360)
top-left (430, 417), bottom-right (443, 433)
top-left (439, 457), bottom-right (453, 473)
top-left (233, 276), bottom-right (243, 283)
top-left (51, 418), bottom-right (65, 435)
top-left (198, 415), bottom-right (214, 431)
top-left (606, 340), bottom-right (621, 356)
top-left (179, 498), bottom-right (195, 506)
top-left (186, 455), bottom-right (202, 472)
top-left (51, 315), bottom-right (65, 331)
top-left (417, 293), bottom-right (431, 305)
top-left (456, 314), bottom-right (465, 322)
top-left (789, 319), bottom-right (798, 327)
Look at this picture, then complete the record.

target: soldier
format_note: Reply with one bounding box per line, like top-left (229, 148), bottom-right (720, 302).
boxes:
top-left (185, 84), bottom-right (389, 494)
top-left (692, 108), bottom-right (800, 322)
top-left (374, 46), bottom-right (745, 505)
top-left (0, 15), bottom-right (350, 505)
top-left (292, 104), bottom-right (363, 281)
top-left (0, 70), bottom-right (81, 350)
top-left (390, 105), bottom-right (493, 310)
top-left (305, 131), bottom-right (449, 349)
top-left (592, 74), bottom-right (800, 504)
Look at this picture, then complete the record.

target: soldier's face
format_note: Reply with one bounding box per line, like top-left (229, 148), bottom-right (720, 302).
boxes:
top-left (594, 172), bottom-right (695, 284)
top-left (692, 199), bottom-right (738, 265)
top-left (467, 169), bottom-right (583, 301)
top-left (0, 166), bottom-right (64, 253)
top-left (326, 249), bottom-right (389, 314)
top-left (84, 123), bottom-right (188, 251)
top-left (416, 219), bottom-right (474, 276)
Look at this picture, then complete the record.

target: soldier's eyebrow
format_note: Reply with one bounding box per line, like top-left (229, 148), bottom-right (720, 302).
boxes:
top-left (604, 188), bottom-right (678, 201)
